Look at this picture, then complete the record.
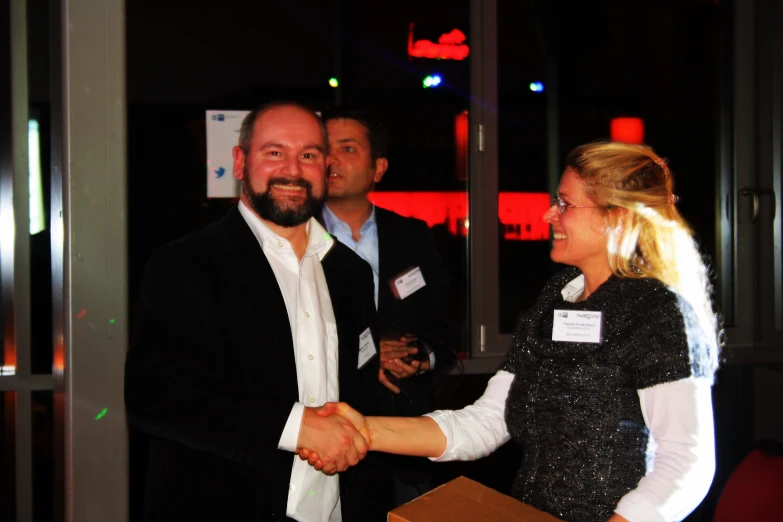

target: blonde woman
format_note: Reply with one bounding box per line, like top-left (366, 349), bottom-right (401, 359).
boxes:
top-left (299, 142), bottom-right (721, 522)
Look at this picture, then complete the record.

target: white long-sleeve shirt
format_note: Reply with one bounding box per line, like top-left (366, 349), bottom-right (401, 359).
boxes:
top-left (425, 275), bottom-right (715, 522)
top-left (239, 202), bottom-right (342, 522)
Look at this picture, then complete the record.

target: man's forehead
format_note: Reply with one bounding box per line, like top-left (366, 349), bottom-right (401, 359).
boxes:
top-left (253, 107), bottom-right (324, 143)
top-left (327, 118), bottom-right (369, 141)
top-left (256, 106), bottom-right (318, 127)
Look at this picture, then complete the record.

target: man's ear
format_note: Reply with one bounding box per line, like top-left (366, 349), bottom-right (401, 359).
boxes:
top-left (232, 146), bottom-right (246, 181)
top-left (373, 157), bottom-right (389, 183)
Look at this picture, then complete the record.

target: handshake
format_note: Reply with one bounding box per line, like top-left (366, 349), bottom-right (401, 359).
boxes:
top-left (295, 402), bottom-right (369, 475)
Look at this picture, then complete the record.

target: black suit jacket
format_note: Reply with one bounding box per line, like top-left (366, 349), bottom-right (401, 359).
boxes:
top-left (368, 206), bottom-right (456, 415)
top-left (125, 207), bottom-right (390, 522)
top-left (374, 207), bottom-right (459, 485)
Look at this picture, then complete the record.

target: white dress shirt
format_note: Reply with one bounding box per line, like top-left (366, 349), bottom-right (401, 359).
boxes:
top-left (425, 275), bottom-right (716, 522)
top-left (238, 202), bottom-right (342, 522)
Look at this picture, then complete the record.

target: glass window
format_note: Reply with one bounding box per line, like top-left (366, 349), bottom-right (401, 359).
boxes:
top-left (496, 1), bottom-right (555, 333)
top-left (350, 0), bottom-right (471, 356)
top-left (1, 391), bottom-right (16, 521)
top-left (497, 0), bottom-right (724, 333)
top-left (0, 245), bottom-right (3, 364)
top-left (28, 109), bottom-right (53, 375)
top-left (29, 0), bottom-right (54, 375)
top-left (32, 390), bottom-right (53, 521)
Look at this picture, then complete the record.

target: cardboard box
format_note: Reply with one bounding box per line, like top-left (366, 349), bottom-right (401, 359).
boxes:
top-left (388, 476), bottom-right (562, 522)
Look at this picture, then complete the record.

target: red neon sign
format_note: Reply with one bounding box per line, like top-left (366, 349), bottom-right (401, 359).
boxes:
top-left (369, 191), bottom-right (551, 241)
top-left (407, 23), bottom-right (470, 61)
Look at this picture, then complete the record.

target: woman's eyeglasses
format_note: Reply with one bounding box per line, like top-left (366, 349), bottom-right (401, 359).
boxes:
top-left (551, 197), bottom-right (601, 214)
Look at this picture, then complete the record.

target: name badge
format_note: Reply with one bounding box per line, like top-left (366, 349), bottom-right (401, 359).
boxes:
top-left (358, 327), bottom-right (377, 369)
top-left (552, 310), bottom-right (603, 344)
top-left (392, 266), bottom-right (427, 300)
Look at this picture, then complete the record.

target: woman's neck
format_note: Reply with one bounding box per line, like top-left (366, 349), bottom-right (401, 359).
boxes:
top-left (580, 265), bottom-right (613, 301)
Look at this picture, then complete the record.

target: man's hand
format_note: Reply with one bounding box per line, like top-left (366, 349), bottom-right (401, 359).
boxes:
top-left (297, 403), bottom-right (369, 470)
top-left (378, 336), bottom-right (430, 393)
top-left (380, 336), bottom-right (417, 362)
top-left (296, 406), bottom-right (368, 474)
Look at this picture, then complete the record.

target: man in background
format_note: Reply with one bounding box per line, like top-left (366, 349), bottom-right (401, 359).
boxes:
top-left (320, 107), bottom-right (457, 506)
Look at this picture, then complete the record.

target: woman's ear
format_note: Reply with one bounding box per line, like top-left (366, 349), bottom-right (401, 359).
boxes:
top-left (602, 206), bottom-right (627, 234)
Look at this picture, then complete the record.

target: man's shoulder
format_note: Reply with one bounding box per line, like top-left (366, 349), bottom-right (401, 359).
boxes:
top-left (374, 206), bottom-right (429, 235)
top-left (160, 217), bottom-right (224, 255)
top-left (147, 209), bottom-right (238, 272)
top-left (323, 240), bottom-right (372, 274)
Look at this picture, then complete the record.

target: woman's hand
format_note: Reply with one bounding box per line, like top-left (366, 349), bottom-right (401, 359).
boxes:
top-left (320, 402), bottom-right (370, 442)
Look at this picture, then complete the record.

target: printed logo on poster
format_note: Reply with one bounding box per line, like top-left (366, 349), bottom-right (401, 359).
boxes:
top-left (206, 110), bottom-right (249, 198)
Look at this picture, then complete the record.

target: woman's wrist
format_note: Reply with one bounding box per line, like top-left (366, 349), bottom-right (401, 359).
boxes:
top-left (365, 417), bottom-right (379, 451)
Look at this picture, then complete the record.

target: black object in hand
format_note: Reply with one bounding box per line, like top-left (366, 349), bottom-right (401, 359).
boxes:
top-left (401, 338), bottom-right (432, 364)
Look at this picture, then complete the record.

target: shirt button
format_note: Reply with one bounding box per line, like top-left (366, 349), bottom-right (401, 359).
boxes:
top-left (309, 397), bottom-right (315, 404)
top-left (308, 354), bottom-right (314, 361)
top-left (304, 311), bottom-right (310, 318)
top-left (289, 484), bottom-right (294, 491)
top-left (278, 241), bottom-right (283, 247)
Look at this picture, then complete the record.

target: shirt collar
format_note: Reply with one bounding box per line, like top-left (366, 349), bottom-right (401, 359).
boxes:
top-left (560, 274), bottom-right (585, 302)
top-left (321, 203), bottom-right (376, 236)
top-left (238, 201), bottom-right (334, 261)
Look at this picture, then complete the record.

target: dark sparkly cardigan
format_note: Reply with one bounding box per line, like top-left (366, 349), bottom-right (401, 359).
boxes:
top-left (500, 267), bottom-right (717, 522)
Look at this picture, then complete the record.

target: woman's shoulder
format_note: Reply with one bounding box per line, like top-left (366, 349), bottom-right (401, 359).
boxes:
top-left (603, 275), bottom-right (678, 311)
top-left (613, 277), bottom-right (719, 386)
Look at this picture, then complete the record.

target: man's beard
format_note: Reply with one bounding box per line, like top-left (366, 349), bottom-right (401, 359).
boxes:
top-left (243, 171), bottom-right (324, 227)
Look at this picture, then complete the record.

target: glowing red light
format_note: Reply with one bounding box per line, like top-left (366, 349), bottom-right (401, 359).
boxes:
top-left (610, 117), bottom-right (645, 144)
top-left (369, 191), bottom-right (550, 241)
top-left (498, 193), bottom-right (551, 240)
top-left (455, 111), bottom-right (469, 181)
top-left (408, 23), bottom-right (470, 61)
top-left (370, 192), bottom-right (469, 236)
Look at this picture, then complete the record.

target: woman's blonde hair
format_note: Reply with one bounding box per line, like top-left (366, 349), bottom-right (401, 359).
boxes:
top-left (566, 141), bottom-right (721, 358)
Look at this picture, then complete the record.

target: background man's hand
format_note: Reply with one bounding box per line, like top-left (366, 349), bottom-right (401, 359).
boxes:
top-left (378, 335), bottom-right (430, 392)
top-left (296, 406), bottom-right (368, 474)
top-left (379, 336), bottom-right (416, 362)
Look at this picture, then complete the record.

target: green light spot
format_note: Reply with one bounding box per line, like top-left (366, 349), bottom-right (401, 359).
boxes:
top-left (308, 490), bottom-right (316, 497)
top-left (109, 319), bottom-right (116, 324)
top-left (95, 408), bottom-right (108, 420)
top-left (328, 78), bottom-right (339, 88)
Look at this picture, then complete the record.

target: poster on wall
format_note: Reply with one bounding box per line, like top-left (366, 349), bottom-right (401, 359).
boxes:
top-left (206, 110), bottom-right (248, 198)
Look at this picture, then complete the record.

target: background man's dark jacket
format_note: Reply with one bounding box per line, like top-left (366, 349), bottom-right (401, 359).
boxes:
top-left (374, 206), bottom-right (457, 415)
